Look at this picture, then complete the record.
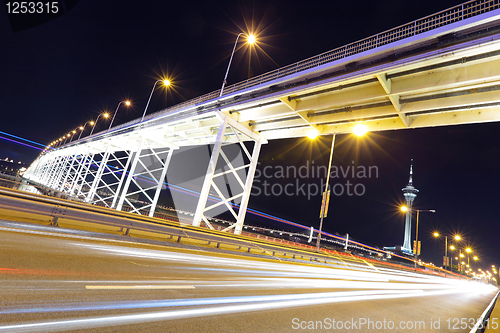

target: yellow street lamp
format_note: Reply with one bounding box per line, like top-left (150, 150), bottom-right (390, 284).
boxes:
top-left (78, 121), bottom-right (92, 140)
top-left (353, 124), bottom-right (368, 137)
top-left (219, 32), bottom-right (257, 97)
top-left (449, 245), bottom-right (457, 272)
top-left (307, 130), bottom-right (318, 140)
top-left (69, 129), bottom-right (77, 142)
top-left (109, 100), bottom-right (132, 129)
top-left (310, 129), bottom-right (367, 253)
top-left (403, 208), bottom-right (435, 271)
top-left (247, 34), bottom-right (256, 44)
top-left (434, 232), bottom-right (454, 271)
top-left (89, 113), bottom-right (109, 136)
top-left (142, 80), bottom-right (171, 121)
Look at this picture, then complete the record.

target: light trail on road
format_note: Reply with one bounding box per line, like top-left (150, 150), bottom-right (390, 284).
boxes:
top-left (0, 220), bottom-right (497, 332)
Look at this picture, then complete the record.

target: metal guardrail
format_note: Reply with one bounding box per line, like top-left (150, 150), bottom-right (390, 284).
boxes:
top-left (0, 183), bottom-right (465, 276)
top-left (108, 0), bottom-right (500, 131)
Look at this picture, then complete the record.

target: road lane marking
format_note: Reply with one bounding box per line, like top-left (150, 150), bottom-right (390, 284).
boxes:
top-left (85, 285), bottom-right (195, 290)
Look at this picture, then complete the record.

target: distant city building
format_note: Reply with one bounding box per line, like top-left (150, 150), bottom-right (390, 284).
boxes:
top-left (402, 159), bottom-right (419, 253)
top-left (383, 159), bottom-right (419, 256)
top-left (0, 158), bottom-right (26, 176)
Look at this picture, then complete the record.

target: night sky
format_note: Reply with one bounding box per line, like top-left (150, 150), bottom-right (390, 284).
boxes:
top-left (1, 0), bottom-right (497, 270)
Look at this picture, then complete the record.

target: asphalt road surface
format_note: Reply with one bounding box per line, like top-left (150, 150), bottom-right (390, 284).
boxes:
top-left (0, 219), bottom-right (496, 332)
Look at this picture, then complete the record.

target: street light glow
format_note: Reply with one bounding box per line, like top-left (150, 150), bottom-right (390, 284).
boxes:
top-left (125, 100), bottom-right (131, 106)
top-left (353, 124), bottom-right (368, 137)
top-left (307, 130), bottom-right (319, 140)
top-left (163, 79), bottom-right (170, 86)
top-left (454, 235), bottom-right (461, 241)
top-left (103, 113), bottom-right (109, 118)
top-left (247, 34), bottom-right (256, 44)
top-left (450, 245), bottom-right (455, 250)
top-left (466, 248), bottom-right (472, 253)
top-left (400, 206), bottom-right (408, 212)
top-left (433, 232), bottom-right (439, 237)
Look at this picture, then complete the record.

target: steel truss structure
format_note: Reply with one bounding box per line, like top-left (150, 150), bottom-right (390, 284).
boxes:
top-left (115, 140), bottom-right (175, 217)
top-left (24, 0), bottom-right (500, 235)
top-left (192, 114), bottom-right (264, 234)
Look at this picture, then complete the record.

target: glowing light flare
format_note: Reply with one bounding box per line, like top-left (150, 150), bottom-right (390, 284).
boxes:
top-left (125, 100), bottom-right (131, 106)
top-left (353, 124), bottom-right (368, 137)
top-left (401, 206), bottom-right (408, 212)
top-left (103, 113), bottom-right (109, 118)
top-left (433, 232), bottom-right (439, 237)
top-left (454, 235), bottom-right (461, 241)
top-left (307, 130), bottom-right (318, 140)
top-left (90, 121), bottom-right (95, 125)
top-left (163, 79), bottom-right (170, 87)
top-left (247, 34), bottom-right (256, 44)
top-left (466, 248), bottom-right (472, 253)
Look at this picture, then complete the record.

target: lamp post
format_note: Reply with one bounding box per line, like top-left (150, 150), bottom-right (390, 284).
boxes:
top-left (69, 130), bottom-right (77, 142)
top-left (433, 233), bottom-right (461, 271)
top-left (62, 133), bottom-right (71, 145)
top-left (401, 207), bottom-right (435, 271)
top-left (141, 80), bottom-right (170, 121)
top-left (449, 245), bottom-right (456, 272)
top-left (219, 32), bottom-right (256, 97)
top-left (89, 113), bottom-right (109, 136)
top-left (109, 100), bottom-right (131, 129)
top-left (78, 121), bottom-right (93, 140)
top-left (315, 133), bottom-right (335, 253)
top-left (313, 124), bottom-right (367, 253)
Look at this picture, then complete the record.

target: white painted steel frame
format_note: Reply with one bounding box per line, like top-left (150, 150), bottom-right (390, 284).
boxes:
top-left (86, 148), bottom-right (110, 203)
top-left (115, 138), bottom-right (175, 217)
top-left (89, 150), bottom-right (133, 208)
top-left (192, 114), bottom-right (264, 235)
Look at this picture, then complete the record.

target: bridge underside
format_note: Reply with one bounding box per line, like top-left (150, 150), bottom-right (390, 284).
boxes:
top-left (25, 2), bottom-right (500, 234)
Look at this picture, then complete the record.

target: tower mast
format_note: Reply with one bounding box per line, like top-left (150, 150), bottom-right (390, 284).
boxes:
top-left (402, 159), bottom-right (419, 253)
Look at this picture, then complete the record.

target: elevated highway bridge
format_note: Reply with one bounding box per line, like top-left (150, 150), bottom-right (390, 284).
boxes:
top-left (25, 0), bottom-right (500, 235)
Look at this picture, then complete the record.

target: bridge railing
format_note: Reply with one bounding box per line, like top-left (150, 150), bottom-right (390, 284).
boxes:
top-left (80, 0), bottom-right (500, 141)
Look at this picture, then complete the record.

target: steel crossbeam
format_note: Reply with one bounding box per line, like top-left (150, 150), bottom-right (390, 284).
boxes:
top-left (50, 155), bottom-right (71, 190)
top-left (192, 114), bottom-right (264, 234)
top-left (88, 150), bottom-right (133, 208)
top-left (74, 153), bottom-right (97, 199)
top-left (58, 154), bottom-right (79, 193)
top-left (115, 137), bottom-right (175, 217)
